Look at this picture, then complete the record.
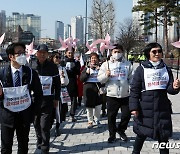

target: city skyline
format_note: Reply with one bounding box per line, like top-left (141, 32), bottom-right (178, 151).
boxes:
top-left (1, 0), bottom-right (133, 39)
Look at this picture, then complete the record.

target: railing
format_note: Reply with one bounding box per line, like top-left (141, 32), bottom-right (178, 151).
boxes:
top-left (163, 58), bottom-right (180, 70)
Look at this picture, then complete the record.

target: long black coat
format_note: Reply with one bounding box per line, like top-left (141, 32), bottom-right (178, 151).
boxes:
top-left (129, 60), bottom-right (179, 140)
top-left (64, 57), bottom-right (80, 97)
top-left (80, 67), bottom-right (102, 108)
top-left (0, 65), bottom-right (43, 128)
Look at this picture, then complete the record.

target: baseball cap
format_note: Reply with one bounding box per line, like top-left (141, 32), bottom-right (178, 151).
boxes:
top-left (36, 44), bottom-right (48, 52)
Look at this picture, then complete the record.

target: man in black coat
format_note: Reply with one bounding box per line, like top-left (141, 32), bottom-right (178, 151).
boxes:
top-left (64, 48), bottom-right (80, 122)
top-left (0, 42), bottom-right (43, 154)
top-left (31, 44), bottom-right (60, 154)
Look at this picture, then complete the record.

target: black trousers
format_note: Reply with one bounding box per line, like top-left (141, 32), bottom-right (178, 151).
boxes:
top-left (101, 94), bottom-right (107, 112)
top-left (70, 96), bottom-right (77, 117)
top-left (60, 103), bottom-right (68, 122)
top-left (1, 114), bottom-right (30, 154)
top-left (34, 104), bottom-right (53, 154)
top-left (132, 134), bottom-right (169, 154)
top-left (107, 96), bottom-right (131, 138)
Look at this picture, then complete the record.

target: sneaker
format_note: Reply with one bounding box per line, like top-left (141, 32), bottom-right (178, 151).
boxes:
top-left (108, 137), bottom-right (116, 143)
top-left (87, 122), bottom-right (93, 129)
top-left (118, 131), bottom-right (128, 141)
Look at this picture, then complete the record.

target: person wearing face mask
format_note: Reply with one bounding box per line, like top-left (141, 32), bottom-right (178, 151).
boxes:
top-left (0, 42), bottom-right (43, 154)
top-left (129, 43), bottom-right (180, 154)
top-left (97, 44), bottom-right (133, 143)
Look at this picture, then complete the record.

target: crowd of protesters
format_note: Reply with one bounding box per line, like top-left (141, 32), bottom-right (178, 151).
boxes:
top-left (0, 37), bottom-right (180, 154)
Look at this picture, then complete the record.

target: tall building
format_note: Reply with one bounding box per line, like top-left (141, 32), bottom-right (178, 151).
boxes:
top-left (26, 14), bottom-right (41, 41)
top-left (55, 21), bottom-right (64, 40)
top-left (0, 10), bottom-right (6, 35)
top-left (71, 15), bottom-right (84, 45)
top-left (64, 24), bottom-right (71, 40)
top-left (6, 12), bottom-right (41, 42)
top-left (132, 0), bottom-right (144, 40)
top-left (132, 0), bottom-right (178, 44)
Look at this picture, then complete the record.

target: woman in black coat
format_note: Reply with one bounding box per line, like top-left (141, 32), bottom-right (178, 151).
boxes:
top-left (129, 43), bottom-right (180, 154)
top-left (80, 52), bottom-right (102, 129)
top-left (64, 48), bottom-right (81, 122)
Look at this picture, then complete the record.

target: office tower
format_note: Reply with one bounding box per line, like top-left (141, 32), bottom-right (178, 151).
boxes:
top-left (71, 15), bottom-right (84, 45)
top-left (55, 21), bottom-right (64, 40)
top-left (64, 24), bottom-right (71, 40)
top-left (132, 0), bottom-right (178, 43)
top-left (6, 12), bottom-right (41, 41)
top-left (0, 10), bottom-right (6, 35)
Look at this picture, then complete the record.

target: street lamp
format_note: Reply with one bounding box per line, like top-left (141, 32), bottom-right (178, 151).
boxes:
top-left (84, 0), bottom-right (88, 53)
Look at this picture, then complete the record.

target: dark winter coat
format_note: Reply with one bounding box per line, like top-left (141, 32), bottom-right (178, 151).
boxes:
top-left (129, 60), bottom-right (179, 140)
top-left (64, 57), bottom-right (80, 97)
top-left (0, 65), bottom-right (43, 128)
top-left (80, 67), bottom-right (102, 108)
top-left (31, 59), bottom-right (61, 108)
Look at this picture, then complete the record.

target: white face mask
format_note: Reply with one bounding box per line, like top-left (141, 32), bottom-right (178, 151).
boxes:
top-left (16, 54), bottom-right (27, 65)
top-left (112, 53), bottom-right (123, 60)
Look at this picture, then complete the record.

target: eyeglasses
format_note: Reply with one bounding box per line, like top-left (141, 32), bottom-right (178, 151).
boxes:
top-left (55, 56), bottom-right (61, 59)
top-left (151, 49), bottom-right (162, 54)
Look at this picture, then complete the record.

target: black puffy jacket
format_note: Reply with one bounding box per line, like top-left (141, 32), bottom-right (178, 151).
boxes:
top-left (129, 60), bottom-right (179, 140)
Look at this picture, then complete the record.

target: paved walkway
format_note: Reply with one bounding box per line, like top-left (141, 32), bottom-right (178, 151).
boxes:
top-left (1, 63), bottom-right (180, 154)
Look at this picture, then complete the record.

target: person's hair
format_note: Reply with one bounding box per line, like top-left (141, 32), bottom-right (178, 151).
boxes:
top-left (90, 52), bottom-right (99, 61)
top-left (113, 44), bottom-right (124, 52)
top-left (49, 52), bottom-right (61, 63)
top-left (6, 42), bottom-right (26, 56)
top-left (65, 47), bottom-right (75, 52)
top-left (143, 42), bottom-right (163, 59)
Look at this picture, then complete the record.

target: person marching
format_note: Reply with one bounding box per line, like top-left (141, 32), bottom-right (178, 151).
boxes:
top-left (129, 43), bottom-right (180, 154)
top-left (64, 47), bottom-right (81, 122)
top-left (80, 52), bottom-right (103, 128)
top-left (32, 44), bottom-right (60, 154)
top-left (50, 51), bottom-right (69, 136)
top-left (0, 42), bottom-right (43, 154)
top-left (97, 44), bottom-right (133, 143)
top-left (74, 52), bottom-right (85, 107)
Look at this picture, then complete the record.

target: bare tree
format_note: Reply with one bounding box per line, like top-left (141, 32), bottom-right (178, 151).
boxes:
top-left (89, 0), bottom-right (115, 39)
top-left (116, 18), bottom-right (146, 57)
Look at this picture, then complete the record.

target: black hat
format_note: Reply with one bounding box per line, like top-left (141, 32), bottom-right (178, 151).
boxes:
top-left (36, 44), bottom-right (48, 52)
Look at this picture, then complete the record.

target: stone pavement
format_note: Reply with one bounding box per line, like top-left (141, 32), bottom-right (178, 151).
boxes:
top-left (0, 63), bottom-right (180, 154)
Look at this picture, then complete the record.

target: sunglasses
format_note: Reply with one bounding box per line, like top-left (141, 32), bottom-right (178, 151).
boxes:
top-left (151, 49), bottom-right (162, 54)
top-left (55, 56), bottom-right (61, 59)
